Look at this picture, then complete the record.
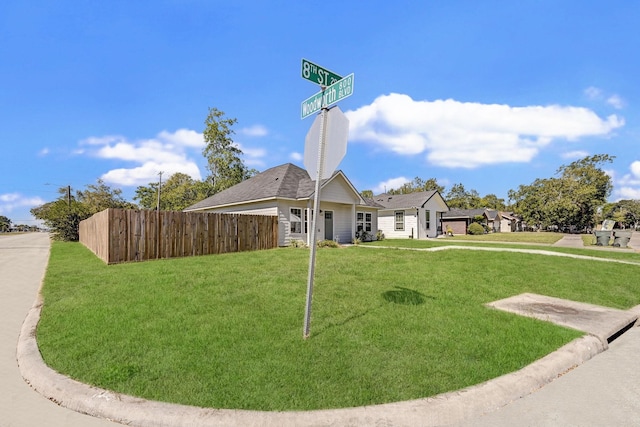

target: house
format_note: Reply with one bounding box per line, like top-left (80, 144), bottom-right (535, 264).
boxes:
top-left (369, 191), bottom-right (449, 239)
top-left (184, 163), bottom-right (378, 246)
top-left (442, 208), bottom-right (521, 234)
top-left (499, 211), bottom-right (522, 233)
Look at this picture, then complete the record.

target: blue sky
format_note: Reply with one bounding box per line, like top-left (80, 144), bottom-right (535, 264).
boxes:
top-left (2, 1), bottom-right (639, 225)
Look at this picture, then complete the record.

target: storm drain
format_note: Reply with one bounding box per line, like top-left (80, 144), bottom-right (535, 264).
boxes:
top-left (486, 293), bottom-right (639, 346)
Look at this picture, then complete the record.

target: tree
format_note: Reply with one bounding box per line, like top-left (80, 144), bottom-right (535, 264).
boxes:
top-left (360, 190), bottom-right (374, 199)
top-left (606, 199), bottom-right (640, 230)
top-left (445, 183), bottom-right (481, 209)
top-left (76, 179), bottom-right (135, 214)
top-left (0, 215), bottom-right (11, 232)
top-left (134, 173), bottom-right (214, 211)
top-left (202, 107), bottom-right (256, 193)
top-left (387, 177), bottom-right (445, 195)
top-left (509, 154), bottom-right (614, 231)
top-left (31, 180), bottom-right (134, 241)
top-left (31, 187), bottom-right (89, 241)
top-left (480, 194), bottom-right (507, 210)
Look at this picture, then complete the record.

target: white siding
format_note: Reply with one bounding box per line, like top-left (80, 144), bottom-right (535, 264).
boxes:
top-left (378, 210), bottom-right (419, 239)
top-left (322, 178), bottom-right (359, 204)
top-left (318, 202), bottom-right (353, 243)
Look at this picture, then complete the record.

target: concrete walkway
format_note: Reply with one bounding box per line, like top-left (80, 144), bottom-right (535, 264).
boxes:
top-left (4, 232), bottom-right (640, 426)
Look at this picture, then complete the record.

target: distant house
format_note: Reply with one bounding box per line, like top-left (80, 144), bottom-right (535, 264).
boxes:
top-left (184, 163), bottom-right (378, 246)
top-left (442, 208), bottom-right (521, 234)
top-left (499, 211), bottom-right (522, 233)
top-left (369, 191), bottom-right (449, 239)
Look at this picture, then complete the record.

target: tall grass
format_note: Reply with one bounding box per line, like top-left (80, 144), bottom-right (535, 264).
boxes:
top-left (37, 241), bottom-right (640, 410)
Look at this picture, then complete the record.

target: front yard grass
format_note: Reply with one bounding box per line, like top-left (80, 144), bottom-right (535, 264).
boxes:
top-left (37, 241), bottom-right (640, 411)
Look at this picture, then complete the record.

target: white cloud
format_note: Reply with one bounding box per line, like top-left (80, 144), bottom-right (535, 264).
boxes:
top-left (584, 86), bottom-right (602, 100)
top-left (617, 161), bottom-right (640, 186)
top-left (615, 187), bottom-right (640, 200)
top-left (584, 86), bottom-right (625, 110)
top-left (101, 162), bottom-right (202, 187)
top-left (239, 125), bottom-right (268, 137)
top-left (613, 161), bottom-right (640, 201)
top-left (346, 93), bottom-right (624, 169)
top-left (38, 148), bottom-right (50, 156)
top-left (290, 152), bottom-right (303, 161)
top-left (561, 150), bottom-right (589, 160)
top-left (157, 129), bottom-right (204, 148)
top-left (78, 128), bottom-right (268, 186)
top-left (373, 177), bottom-right (410, 194)
top-left (80, 130), bottom-right (205, 186)
top-left (607, 95), bottom-right (625, 109)
top-left (0, 193), bottom-right (45, 215)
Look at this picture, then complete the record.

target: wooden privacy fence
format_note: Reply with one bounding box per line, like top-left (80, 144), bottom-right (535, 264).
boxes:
top-left (79, 208), bottom-right (279, 264)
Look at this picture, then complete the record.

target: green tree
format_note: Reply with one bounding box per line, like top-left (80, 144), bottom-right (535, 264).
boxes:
top-left (76, 179), bottom-right (135, 214)
top-left (135, 173), bottom-right (214, 211)
top-left (480, 194), bottom-right (507, 210)
top-left (509, 154), bottom-right (614, 231)
top-left (607, 199), bottom-right (640, 230)
top-left (360, 190), bottom-right (374, 199)
top-left (31, 187), bottom-right (89, 241)
top-left (0, 215), bottom-right (11, 232)
top-left (445, 183), bottom-right (481, 209)
top-left (32, 180), bottom-right (134, 241)
top-left (202, 107), bottom-right (256, 193)
top-left (387, 177), bottom-right (445, 195)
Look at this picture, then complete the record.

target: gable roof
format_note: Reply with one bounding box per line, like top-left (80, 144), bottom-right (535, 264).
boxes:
top-left (372, 191), bottom-right (447, 210)
top-left (184, 163), bottom-right (364, 212)
top-left (443, 208), bottom-right (500, 220)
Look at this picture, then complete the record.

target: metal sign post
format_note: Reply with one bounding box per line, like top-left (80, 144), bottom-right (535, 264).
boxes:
top-left (303, 106), bottom-right (328, 338)
top-left (300, 60), bottom-right (353, 339)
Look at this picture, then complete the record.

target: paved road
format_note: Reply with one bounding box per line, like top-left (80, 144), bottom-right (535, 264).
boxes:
top-left (455, 326), bottom-right (640, 426)
top-left (3, 232), bottom-right (640, 426)
top-left (0, 233), bottom-right (120, 427)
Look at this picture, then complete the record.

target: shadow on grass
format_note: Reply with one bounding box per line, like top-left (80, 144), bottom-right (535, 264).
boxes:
top-left (382, 286), bottom-right (429, 305)
top-left (313, 287), bottom-right (430, 337)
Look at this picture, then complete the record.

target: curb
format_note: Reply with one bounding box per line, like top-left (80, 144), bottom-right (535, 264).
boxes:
top-left (18, 294), bottom-right (607, 426)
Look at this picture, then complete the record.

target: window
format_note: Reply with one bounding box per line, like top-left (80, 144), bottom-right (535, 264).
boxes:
top-left (304, 209), bottom-right (313, 234)
top-left (425, 210), bottom-right (430, 230)
top-left (290, 208), bottom-right (302, 233)
top-left (356, 212), bottom-right (373, 232)
top-left (395, 211), bottom-right (404, 231)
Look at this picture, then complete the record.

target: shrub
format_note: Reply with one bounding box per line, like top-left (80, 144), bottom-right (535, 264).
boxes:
top-left (467, 222), bottom-right (485, 235)
top-left (289, 239), bottom-right (306, 248)
top-left (376, 230), bottom-right (385, 241)
top-left (317, 239), bottom-right (340, 248)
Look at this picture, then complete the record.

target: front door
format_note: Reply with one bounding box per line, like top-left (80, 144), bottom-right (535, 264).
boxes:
top-left (324, 211), bottom-right (333, 240)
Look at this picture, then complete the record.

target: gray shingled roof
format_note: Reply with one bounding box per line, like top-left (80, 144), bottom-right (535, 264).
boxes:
top-left (372, 191), bottom-right (440, 209)
top-left (443, 208), bottom-right (500, 220)
top-left (185, 163), bottom-right (314, 211)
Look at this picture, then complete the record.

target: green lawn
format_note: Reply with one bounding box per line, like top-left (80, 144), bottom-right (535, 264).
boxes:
top-left (444, 231), bottom-right (565, 244)
top-left (37, 240), bottom-right (640, 411)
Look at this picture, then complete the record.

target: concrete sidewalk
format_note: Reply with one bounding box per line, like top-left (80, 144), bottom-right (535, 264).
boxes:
top-left (4, 232), bottom-right (640, 426)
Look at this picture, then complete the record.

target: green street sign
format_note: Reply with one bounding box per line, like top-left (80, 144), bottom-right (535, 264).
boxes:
top-left (301, 73), bottom-right (355, 119)
top-left (301, 59), bottom-right (343, 87)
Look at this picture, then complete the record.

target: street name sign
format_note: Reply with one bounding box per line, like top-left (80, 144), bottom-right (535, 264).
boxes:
top-left (300, 73), bottom-right (355, 119)
top-left (301, 59), bottom-right (343, 87)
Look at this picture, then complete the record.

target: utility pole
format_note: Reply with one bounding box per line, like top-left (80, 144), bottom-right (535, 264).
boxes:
top-left (67, 185), bottom-right (71, 207)
top-left (157, 171), bottom-right (163, 211)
